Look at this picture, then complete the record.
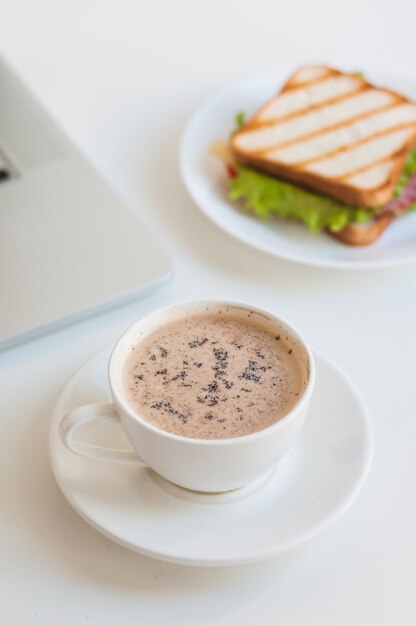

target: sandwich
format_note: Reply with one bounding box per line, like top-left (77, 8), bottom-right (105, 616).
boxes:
top-left (211, 65), bottom-right (416, 245)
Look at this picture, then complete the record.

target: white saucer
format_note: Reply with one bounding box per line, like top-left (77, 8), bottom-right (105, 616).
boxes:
top-left (49, 347), bottom-right (373, 566)
top-left (180, 68), bottom-right (416, 269)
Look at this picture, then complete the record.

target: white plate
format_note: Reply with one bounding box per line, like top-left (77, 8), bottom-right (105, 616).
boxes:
top-left (180, 69), bottom-right (416, 269)
top-left (49, 347), bottom-right (373, 566)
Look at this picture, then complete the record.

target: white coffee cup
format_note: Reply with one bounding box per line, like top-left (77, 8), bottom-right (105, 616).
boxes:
top-left (59, 300), bottom-right (315, 492)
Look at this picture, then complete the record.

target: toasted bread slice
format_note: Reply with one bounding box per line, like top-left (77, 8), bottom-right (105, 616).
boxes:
top-left (330, 213), bottom-right (396, 246)
top-left (282, 65), bottom-right (336, 91)
top-left (231, 65), bottom-right (416, 207)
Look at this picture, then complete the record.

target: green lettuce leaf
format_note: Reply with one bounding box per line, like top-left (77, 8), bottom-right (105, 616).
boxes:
top-left (395, 147), bottom-right (416, 197)
top-left (234, 112), bottom-right (246, 130)
top-left (229, 166), bottom-right (376, 233)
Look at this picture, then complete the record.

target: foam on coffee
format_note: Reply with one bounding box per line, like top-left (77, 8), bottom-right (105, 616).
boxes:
top-left (123, 306), bottom-right (308, 439)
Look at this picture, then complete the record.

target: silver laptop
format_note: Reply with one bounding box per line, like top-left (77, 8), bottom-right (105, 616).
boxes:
top-left (0, 57), bottom-right (171, 350)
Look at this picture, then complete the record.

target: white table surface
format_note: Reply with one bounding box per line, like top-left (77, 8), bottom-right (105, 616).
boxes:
top-left (1, 1), bottom-right (416, 624)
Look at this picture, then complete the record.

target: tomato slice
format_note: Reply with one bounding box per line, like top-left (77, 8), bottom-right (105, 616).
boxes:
top-left (226, 165), bottom-right (237, 179)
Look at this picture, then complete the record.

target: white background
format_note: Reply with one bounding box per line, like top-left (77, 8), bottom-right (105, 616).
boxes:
top-left (0, 0), bottom-right (415, 624)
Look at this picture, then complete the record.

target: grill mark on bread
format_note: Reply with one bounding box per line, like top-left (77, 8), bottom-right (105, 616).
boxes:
top-left (273, 122), bottom-right (416, 169)
top-left (281, 66), bottom-right (337, 91)
top-left (250, 75), bottom-right (366, 125)
top-left (248, 85), bottom-right (368, 129)
top-left (339, 152), bottom-right (408, 193)
top-left (345, 159), bottom-right (397, 190)
top-left (240, 101), bottom-right (405, 157)
top-left (233, 95), bottom-right (405, 154)
top-left (235, 144), bottom-right (411, 183)
top-left (303, 128), bottom-right (415, 177)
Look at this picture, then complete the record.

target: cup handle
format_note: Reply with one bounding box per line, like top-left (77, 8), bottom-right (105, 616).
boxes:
top-left (59, 402), bottom-right (143, 464)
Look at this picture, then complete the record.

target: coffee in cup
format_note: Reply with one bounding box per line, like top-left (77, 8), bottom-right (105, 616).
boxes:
top-left (123, 306), bottom-right (307, 440)
top-left (59, 301), bottom-right (315, 492)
